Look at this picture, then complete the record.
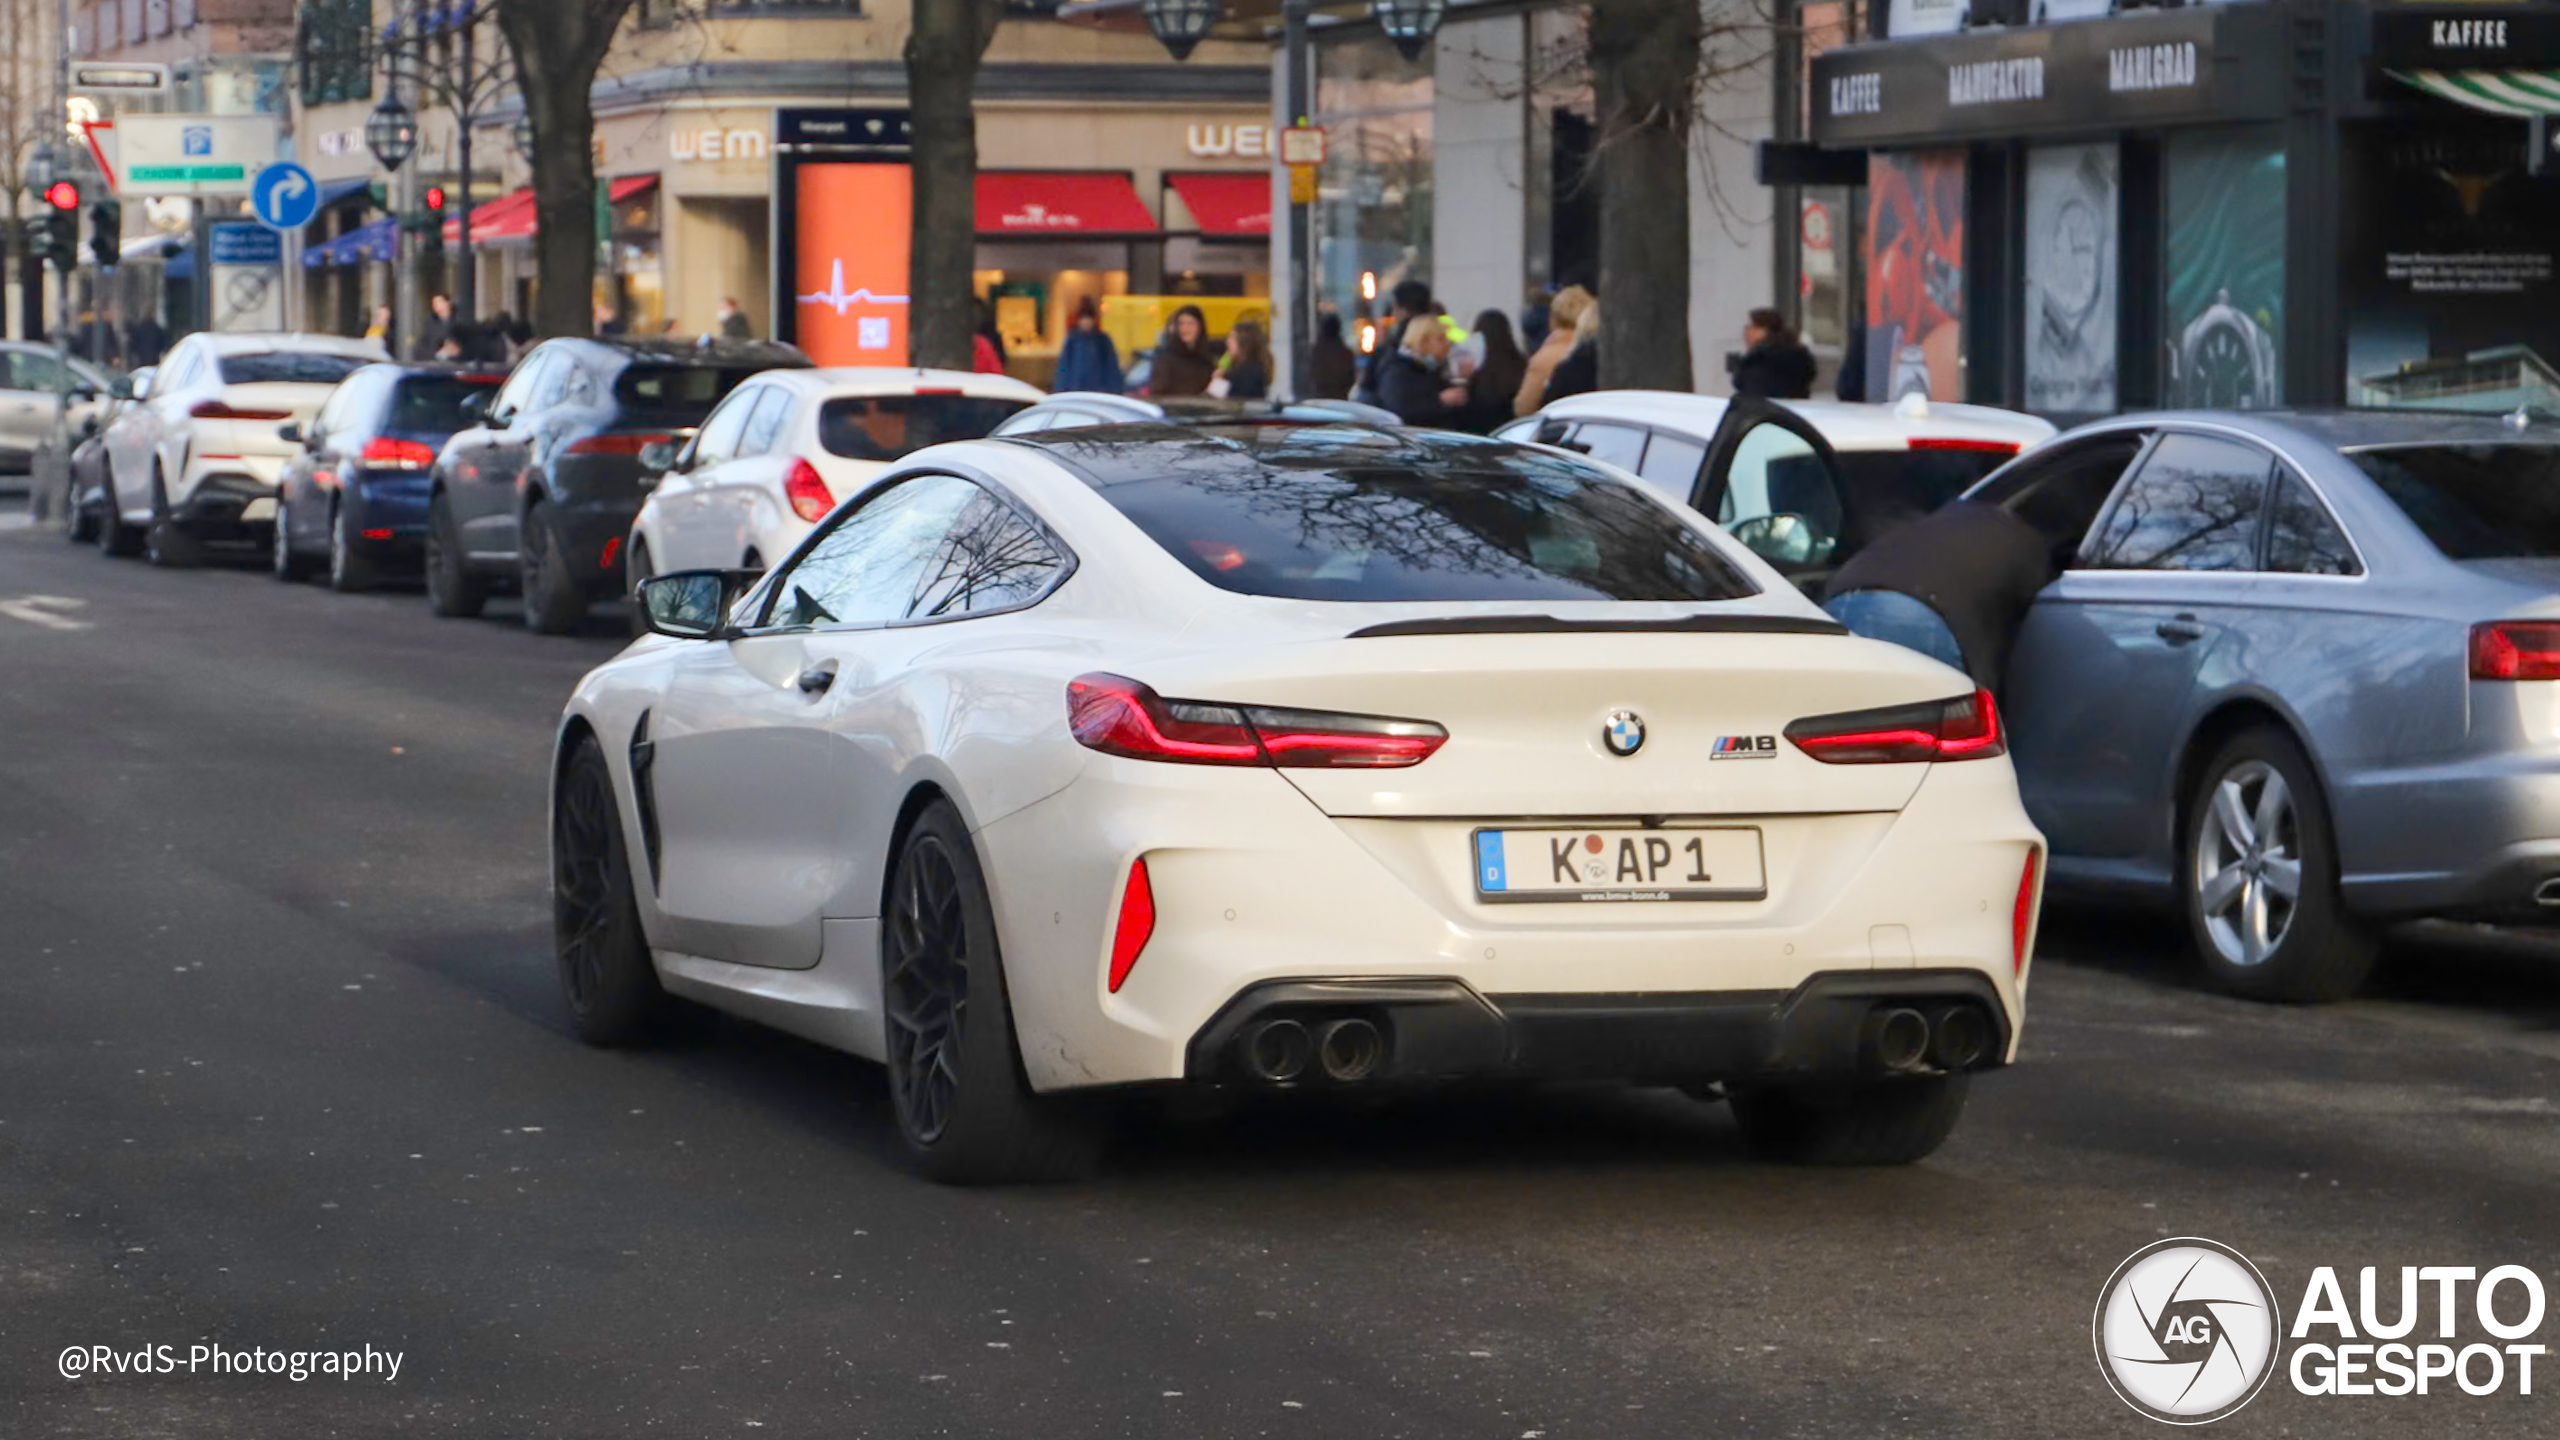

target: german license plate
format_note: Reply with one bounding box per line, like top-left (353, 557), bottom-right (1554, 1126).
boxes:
top-left (1471, 826), bottom-right (1766, 903)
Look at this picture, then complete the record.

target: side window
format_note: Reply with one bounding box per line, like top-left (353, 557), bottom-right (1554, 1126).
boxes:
top-left (491, 353), bottom-right (551, 421)
top-left (7, 350), bottom-right (66, 393)
top-left (1634, 430), bottom-right (1707, 501)
top-left (2265, 469), bottom-right (2362, 576)
top-left (162, 344), bottom-right (202, 391)
top-left (760, 475), bottom-right (1060, 630)
top-left (310, 375), bottom-right (364, 441)
top-left (2086, 432), bottom-right (2272, 572)
top-left (1718, 421), bottom-right (1844, 563)
top-left (688, 386), bottom-right (760, 468)
top-left (738, 388), bottom-right (794, 456)
top-left (1978, 433), bottom-right (2150, 558)
top-left (1568, 421), bottom-right (1648, 473)
top-left (532, 357), bottom-right (581, 410)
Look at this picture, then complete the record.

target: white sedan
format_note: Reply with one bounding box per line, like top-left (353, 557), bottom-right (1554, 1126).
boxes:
top-left (97, 331), bottom-right (387, 566)
top-left (624, 367), bottom-right (1042, 585)
top-left (553, 425), bottom-right (2044, 1182)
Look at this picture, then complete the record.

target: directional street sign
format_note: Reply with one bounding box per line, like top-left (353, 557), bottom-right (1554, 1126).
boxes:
top-left (252, 162), bottom-right (319, 232)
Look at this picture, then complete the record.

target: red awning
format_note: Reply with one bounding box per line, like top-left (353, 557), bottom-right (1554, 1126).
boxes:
top-left (1168, 171), bottom-right (1271, 238)
top-left (976, 171), bottom-right (1156, 237)
top-left (609, 174), bottom-right (658, 203)
top-left (445, 187), bottom-right (536, 243)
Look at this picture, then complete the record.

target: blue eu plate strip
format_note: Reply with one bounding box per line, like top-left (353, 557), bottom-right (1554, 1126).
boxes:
top-left (1475, 831), bottom-right (1507, 892)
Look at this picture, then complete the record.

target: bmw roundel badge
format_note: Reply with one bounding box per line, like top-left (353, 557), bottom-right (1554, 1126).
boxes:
top-left (1603, 709), bottom-right (1646, 757)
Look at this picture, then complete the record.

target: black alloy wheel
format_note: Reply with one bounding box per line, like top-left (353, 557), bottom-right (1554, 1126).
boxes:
top-left (329, 500), bottom-right (375, 593)
top-left (143, 471), bottom-right (201, 569)
top-left (552, 737), bottom-right (670, 1045)
top-left (425, 493), bottom-right (486, 618)
top-left (519, 504), bottom-right (584, 636)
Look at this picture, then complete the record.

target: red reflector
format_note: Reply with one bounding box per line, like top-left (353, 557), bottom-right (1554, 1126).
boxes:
top-left (599, 535), bottom-right (623, 571)
top-left (2470, 621), bottom-right (2560, 681)
top-left (360, 436), bottom-right (437, 470)
top-left (361, 528), bottom-right (394, 541)
top-left (1786, 689), bottom-right (2005, 764)
top-left (565, 432), bottom-right (674, 457)
top-left (1906, 437), bottom-right (2020, 454)
top-left (1107, 857), bottom-right (1155, 993)
top-left (190, 399), bottom-right (292, 421)
top-left (2013, 846), bottom-right (2041, 976)
top-left (915, 387), bottom-right (965, 396)
top-left (1066, 673), bottom-right (1447, 769)
top-left (783, 458), bottom-right (834, 523)
top-left (457, 373), bottom-right (510, 384)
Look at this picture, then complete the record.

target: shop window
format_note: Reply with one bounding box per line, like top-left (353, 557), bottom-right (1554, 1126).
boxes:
top-left (2163, 128), bottom-right (2284, 410)
top-left (2023, 144), bottom-right (2119, 416)
top-left (1865, 149), bottom-right (1965, 403)
top-left (297, 0), bottom-right (375, 109)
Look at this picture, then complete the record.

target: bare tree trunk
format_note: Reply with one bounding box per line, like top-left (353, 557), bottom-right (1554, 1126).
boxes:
top-left (905, 0), bottom-right (1005, 370)
top-left (494, 0), bottom-right (637, 339)
top-left (1589, 0), bottom-right (1698, 391)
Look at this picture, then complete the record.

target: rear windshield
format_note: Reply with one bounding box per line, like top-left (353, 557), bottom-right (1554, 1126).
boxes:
top-left (1058, 428), bottom-right (1759, 603)
top-left (819, 395), bottom-right (1031, 461)
top-left (220, 352), bottom-right (371, 386)
top-left (613, 365), bottom-right (765, 422)
top-left (2346, 444), bottom-right (2560, 558)
top-left (390, 375), bottom-right (503, 433)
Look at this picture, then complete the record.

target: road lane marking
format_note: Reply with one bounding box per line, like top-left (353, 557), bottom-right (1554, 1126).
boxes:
top-left (0, 595), bottom-right (92, 631)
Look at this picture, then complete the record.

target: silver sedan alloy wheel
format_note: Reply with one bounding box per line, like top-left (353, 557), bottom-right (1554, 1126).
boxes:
top-left (2191, 758), bottom-right (2302, 967)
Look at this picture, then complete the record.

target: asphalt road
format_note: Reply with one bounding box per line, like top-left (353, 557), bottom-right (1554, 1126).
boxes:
top-left (4, 504), bottom-right (2559, 1438)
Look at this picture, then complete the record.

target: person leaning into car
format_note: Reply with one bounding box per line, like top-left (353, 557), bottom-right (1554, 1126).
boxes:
top-left (1819, 499), bottom-right (2057, 694)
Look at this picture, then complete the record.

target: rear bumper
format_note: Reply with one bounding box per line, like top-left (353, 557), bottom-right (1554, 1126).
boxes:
top-left (2337, 758), bottom-right (2560, 919)
top-left (1185, 970), bottom-right (2011, 1087)
top-left (170, 473), bottom-right (276, 534)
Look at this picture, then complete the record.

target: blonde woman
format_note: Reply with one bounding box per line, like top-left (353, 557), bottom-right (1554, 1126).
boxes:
top-left (1516, 284), bottom-right (1593, 415)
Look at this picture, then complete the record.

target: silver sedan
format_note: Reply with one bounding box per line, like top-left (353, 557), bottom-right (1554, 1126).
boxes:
top-left (1967, 410), bottom-right (2560, 1000)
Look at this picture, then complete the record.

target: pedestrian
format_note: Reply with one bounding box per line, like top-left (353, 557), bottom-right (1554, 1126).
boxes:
top-left (1052, 297), bottom-right (1123, 394)
top-left (1731, 307), bottom-right (1818, 399)
top-left (1819, 498), bottom-right (2060, 692)
top-left (1374, 315), bottom-right (1462, 428)
top-left (123, 312), bottom-right (167, 369)
top-left (1519, 287), bottom-right (1552, 353)
top-left (974, 299), bottom-right (1009, 373)
top-left (1515, 283), bottom-right (1592, 416)
top-left (1303, 312), bottom-right (1356, 399)
top-left (593, 302), bottom-right (625, 337)
top-left (364, 302), bottom-right (393, 354)
top-left (1834, 322), bottom-right (1868, 403)
top-left (1540, 302), bottom-right (1601, 405)
top-left (413, 293), bottom-right (456, 361)
top-left (1352, 278), bottom-right (1434, 406)
top-left (717, 296), bottom-right (752, 340)
top-left (1451, 308), bottom-right (1527, 433)
top-left (505, 314), bottom-right (535, 361)
top-left (1211, 316), bottom-right (1270, 400)
top-left (1148, 304), bottom-right (1218, 397)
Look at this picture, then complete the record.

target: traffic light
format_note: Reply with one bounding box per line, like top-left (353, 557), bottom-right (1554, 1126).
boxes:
top-left (42, 179), bottom-right (80, 268)
top-left (423, 184), bottom-right (447, 215)
top-left (87, 199), bottom-right (120, 267)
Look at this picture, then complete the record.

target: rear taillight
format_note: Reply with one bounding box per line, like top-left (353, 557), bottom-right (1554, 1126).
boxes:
top-left (1108, 858), bottom-right (1155, 993)
top-left (360, 436), bottom-right (437, 470)
top-left (783, 458), bottom-right (833, 523)
top-left (191, 399), bottom-right (290, 421)
top-left (564, 432), bottom-right (675, 457)
top-left (1907, 437), bottom-right (2020, 455)
top-left (1067, 673), bottom-right (1447, 769)
top-left (2470, 621), bottom-right (2560, 680)
top-left (1785, 689), bottom-right (2005, 764)
top-left (2013, 846), bottom-right (2041, 976)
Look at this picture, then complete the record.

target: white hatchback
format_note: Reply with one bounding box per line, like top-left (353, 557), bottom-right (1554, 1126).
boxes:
top-left (625, 367), bottom-right (1043, 586)
top-left (555, 424), bottom-right (2045, 1182)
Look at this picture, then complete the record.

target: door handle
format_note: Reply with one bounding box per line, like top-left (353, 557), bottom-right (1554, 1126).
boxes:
top-left (796, 663), bottom-right (837, 696)
top-left (2156, 615), bottom-right (2206, 645)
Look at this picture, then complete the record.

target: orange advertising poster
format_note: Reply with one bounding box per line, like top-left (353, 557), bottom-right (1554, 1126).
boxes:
top-left (793, 163), bottom-right (912, 366)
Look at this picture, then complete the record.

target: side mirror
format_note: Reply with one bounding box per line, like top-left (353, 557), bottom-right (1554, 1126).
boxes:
top-left (1728, 512), bottom-right (1835, 570)
top-left (636, 568), bottom-right (758, 640)
top-left (276, 421), bottom-right (304, 446)
top-left (458, 389), bottom-right (491, 420)
top-left (127, 368), bottom-right (154, 400)
top-left (67, 384), bottom-right (98, 404)
top-left (637, 439), bottom-right (681, 475)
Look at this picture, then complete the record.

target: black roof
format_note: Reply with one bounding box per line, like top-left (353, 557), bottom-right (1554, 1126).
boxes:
top-left (545, 336), bottom-right (812, 368)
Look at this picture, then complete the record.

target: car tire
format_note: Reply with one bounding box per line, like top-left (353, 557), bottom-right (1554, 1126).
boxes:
top-left (519, 503), bottom-right (584, 636)
top-left (97, 489), bottom-right (143, 556)
top-left (63, 473), bottom-right (97, 544)
top-left (552, 735), bottom-right (673, 1046)
top-left (272, 501), bottom-right (318, 581)
top-left (2181, 726), bottom-right (2377, 1003)
top-left (425, 492), bottom-right (486, 618)
top-left (328, 500), bottom-right (375, 593)
top-left (143, 471), bottom-right (200, 569)
top-left (624, 537), bottom-right (655, 638)
top-left (1729, 1075), bottom-right (1969, 1166)
top-left (882, 799), bottom-right (1100, 1185)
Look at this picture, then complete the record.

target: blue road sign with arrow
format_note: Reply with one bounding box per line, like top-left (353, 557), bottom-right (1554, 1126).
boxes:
top-left (251, 162), bottom-right (319, 232)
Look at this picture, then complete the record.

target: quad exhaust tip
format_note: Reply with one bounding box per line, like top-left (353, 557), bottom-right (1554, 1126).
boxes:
top-left (2535, 877), bottom-right (2560, 908)
top-left (1242, 1018), bottom-right (1312, 1084)
top-left (1316, 1017), bottom-right (1385, 1083)
top-left (1867, 1007), bottom-right (1931, 1073)
top-left (1928, 1005), bottom-right (1992, 1071)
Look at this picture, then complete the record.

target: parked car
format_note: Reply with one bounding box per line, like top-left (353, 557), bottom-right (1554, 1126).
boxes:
top-left (95, 332), bottom-right (388, 565)
top-left (270, 363), bottom-right (510, 591)
top-left (425, 337), bottom-right (810, 633)
top-left (626, 367), bottom-right (1041, 596)
top-left (992, 391), bottom-right (1398, 435)
top-left (556, 424), bottom-right (2043, 1181)
top-left (1499, 391), bottom-right (2055, 590)
top-left (61, 366), bottom-right (147, 544)
top-left (0, 341), bottom-right (115, 492)
top-left (1967, 409), bottom-right (2560, 1001)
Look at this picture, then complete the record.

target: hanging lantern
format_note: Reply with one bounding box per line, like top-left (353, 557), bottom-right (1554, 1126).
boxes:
top-left (1142, 0), bottom-right (1219, 62)
top-left (366, 92), bottom-right (418, 173)
top-left (1370, 0), bottom-right (1447, 62)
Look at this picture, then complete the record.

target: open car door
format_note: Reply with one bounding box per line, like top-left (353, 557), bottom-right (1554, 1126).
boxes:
top-left (1694, 398), bottom-right (1849, 594)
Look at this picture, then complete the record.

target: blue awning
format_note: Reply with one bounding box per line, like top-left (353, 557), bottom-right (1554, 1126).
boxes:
top-left (304, 218), bottom-right (396, 268)
top-left (315, 174), bottom-right (374, 214)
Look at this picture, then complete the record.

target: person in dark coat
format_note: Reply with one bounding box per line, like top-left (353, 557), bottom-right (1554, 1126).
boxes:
top-left (1215, 317), bottom-right (1271, 400)
top-left (1453, 308), bottom-right (1527, 433)
top-left (1149, 304), bottom-right (1218, 397)
top-left (413, 293), bottom-right (456, 360)
top-left (1304, 312), bottom-right (1356, 399)
top-left (1833, 323), bottom-right (1868, 402)
top-left (122, 314), bottom-right (167, 369)
top-left (1819, 499), bottom-right (2059, 693)
top-left (1730, 307), bottom-right (1818, 399)
top-left (1540, 302), bottom-right (1600, 404)
top-left (1052, 297), bottom-right (1123, 394)
top-left (1374, 316), bottom-right (1462, 428)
